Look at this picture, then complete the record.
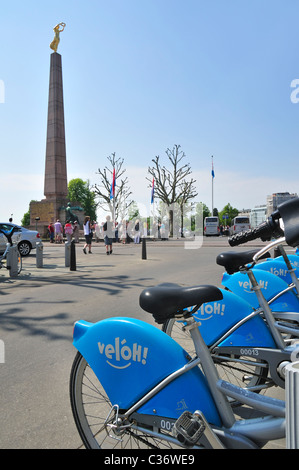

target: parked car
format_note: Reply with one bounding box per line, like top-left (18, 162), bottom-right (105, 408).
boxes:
top-left (0, 223), bottom-right (40, 256)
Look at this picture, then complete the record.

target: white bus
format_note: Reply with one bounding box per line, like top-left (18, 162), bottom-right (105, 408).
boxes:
top-left (204, 217), bottom-right (220, 236)
top-left (230, 216), bottom-right (250, 235)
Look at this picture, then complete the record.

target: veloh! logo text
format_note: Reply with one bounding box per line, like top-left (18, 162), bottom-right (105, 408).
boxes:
top-left (238, 279), bottom-right (269, 293)
top-left (195, 302), bottom-right (226, 322)
top-left (98, 337), bottom-right (149, 369)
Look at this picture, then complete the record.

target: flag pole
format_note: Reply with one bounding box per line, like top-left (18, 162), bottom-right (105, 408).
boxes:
top-left (110, 167), bottom-right (116, 223)
top-left (211, 156), bottom-right (214, 216)
top-left (151, 178), bottom-right (155, 236)
top-left (113, 170), bottom-right (115, 224)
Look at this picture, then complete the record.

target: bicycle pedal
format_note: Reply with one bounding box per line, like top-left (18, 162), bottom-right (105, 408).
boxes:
top-left (173, 410), bottom-right (205, 446)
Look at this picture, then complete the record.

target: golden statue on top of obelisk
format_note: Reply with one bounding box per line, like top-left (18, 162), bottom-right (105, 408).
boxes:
top-left (50, 23), bottom-right (66, 53)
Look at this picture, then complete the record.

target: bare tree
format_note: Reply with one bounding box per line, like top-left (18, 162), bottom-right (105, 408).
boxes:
top-left (147, 144), bottom-right (197, 236)
top-left (94, 153), bottom-right (133, 221)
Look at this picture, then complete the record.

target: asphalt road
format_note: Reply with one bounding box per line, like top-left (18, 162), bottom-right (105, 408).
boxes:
top-left (0, 236), bottom-right (287, 449)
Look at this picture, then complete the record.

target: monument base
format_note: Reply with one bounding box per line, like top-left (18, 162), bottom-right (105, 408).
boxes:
top-left (29, 199), bottom-right (85, 237)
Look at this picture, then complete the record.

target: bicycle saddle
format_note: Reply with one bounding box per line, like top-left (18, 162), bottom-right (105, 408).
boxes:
top-left (216, 249), bottom-right (270, 274)
top-left (139, 283), bottom-right (223, 324)
top-left (278, 197), bottom-right (299, 247)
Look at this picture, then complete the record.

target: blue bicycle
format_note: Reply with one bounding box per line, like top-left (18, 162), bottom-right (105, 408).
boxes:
top-left (69, 198), bottom-right (299, 449)
top-left (0, 227), bottom-right (22, 275)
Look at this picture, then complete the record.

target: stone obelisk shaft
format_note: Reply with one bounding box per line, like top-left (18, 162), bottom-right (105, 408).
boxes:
top-left (44, 52), bottom-right (68, 200)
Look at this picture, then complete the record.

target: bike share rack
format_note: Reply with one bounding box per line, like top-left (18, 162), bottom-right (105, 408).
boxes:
top-left (286, 361), bottom-right (299, 448)
top-left (6, 244), bottom-right (19, 278)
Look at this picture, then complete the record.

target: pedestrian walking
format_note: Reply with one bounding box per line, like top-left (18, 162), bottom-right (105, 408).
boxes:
top-left (103, 215), bottom-right (113, 255)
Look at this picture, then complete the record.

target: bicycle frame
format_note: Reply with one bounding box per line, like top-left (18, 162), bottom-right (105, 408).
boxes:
top-left (0, 229), bottom-right (22, 275)
top-left (169, 287), bottom-right (295, 390)
top-left (253, 242), bottom-right (299, 296)
top-left (70, 198), bottom-right (299, 448)
top-left (72, 315), bottom-right (286, 449)
top-left (0, 242), bottom-right (10, 268)
top-left (160, 239), bottom-right (299, 392)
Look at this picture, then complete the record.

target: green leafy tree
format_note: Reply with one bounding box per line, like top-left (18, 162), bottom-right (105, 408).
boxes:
top-left (21, 200), bottom-right (37, 226)
top-left (219, 203), bottom-right (239, 227)
top-left (67, 178), bottom-right (98, 221)
top-left (193, 202), bottom-right (210, 232)
top-left (127, 201), bottom-right (140, 220)
top-left (21, 209), bottom-right (30, 226)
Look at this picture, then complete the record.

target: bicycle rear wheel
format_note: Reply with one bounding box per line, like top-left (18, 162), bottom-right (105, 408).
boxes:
top-left (162, 318), bottom-right (270, 393)
top-left (69, 352), bottom-right (182, 449)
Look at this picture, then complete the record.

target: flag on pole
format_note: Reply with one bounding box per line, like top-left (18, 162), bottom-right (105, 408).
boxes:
top-left (151, 178), bottom-right (154, 203)
top-left (110, 168), bottom-right (116, 199)
top-left (211, 157), bottom-right (215, 178)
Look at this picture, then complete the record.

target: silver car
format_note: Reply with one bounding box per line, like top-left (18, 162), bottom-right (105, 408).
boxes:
top-left (0, 223), bottom-right (41, 257)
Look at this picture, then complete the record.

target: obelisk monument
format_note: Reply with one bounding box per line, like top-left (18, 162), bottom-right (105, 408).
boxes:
top-left (44, 23), bottom-right (68, 211)
top-left (30, 23), bottom-right (68, 229)
top-left (44, 53), bottom-right (67, 201)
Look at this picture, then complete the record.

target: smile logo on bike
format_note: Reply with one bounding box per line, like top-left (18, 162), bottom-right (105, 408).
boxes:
top-left (98, 337), bottom-right (148, 369)
top-left (238, 279), bottom-right (268, 293)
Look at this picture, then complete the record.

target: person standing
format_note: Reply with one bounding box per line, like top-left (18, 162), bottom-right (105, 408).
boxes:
top-left (103, 215), bottom-right (113, 255)
top-left (54, 219), bottom-right (63, 243)
top-left (120, 219), bottom-right (127, 244)
top-left (48, 222), bottom-right (55, 243)
top-left (134, 219), bottom-right (140, 244)
top-left (72, 221), bottom-right (79, 243)
top-left (83, 216), bottom-right (93, 254)
top-left (64, 220), bottom-right (73, 243)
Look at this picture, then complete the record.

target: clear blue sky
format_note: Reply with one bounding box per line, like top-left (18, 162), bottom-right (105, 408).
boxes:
top-left (1, 0), bottom-right (299, 224)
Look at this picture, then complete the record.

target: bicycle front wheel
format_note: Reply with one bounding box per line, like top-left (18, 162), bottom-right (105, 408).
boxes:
top-left (69, 352), bottom-right (182, 449)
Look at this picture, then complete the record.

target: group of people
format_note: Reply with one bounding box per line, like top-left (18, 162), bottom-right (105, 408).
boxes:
top-left (83, 215), bottom-right (113, 255)
top-left (47, 215), bottom-right (144, 255)
top-left (48, 219), bottom-right (80, 244)
top-left (116, 219), bottom-right (142, 244)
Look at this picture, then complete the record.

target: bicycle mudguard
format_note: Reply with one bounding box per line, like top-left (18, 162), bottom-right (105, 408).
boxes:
top-left (221, 269), bottom-right (299, 312)
top-left (285, 254), bottom-right (299, 268)
top-left (191, 289), bottom-right (275, 348)
top-left (73, 317), bottom-right (222, 426)
top-left (253, 258), bottom-right (299, 286)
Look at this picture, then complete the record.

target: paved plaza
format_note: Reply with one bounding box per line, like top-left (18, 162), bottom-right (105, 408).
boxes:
top-left (0, 237), bottom-right (287, 449)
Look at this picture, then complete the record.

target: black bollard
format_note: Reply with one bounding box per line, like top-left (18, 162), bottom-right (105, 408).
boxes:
top-left (70, 240), bottom-right (76, 271)
top-left (142, 237), bottom-right (147, 260)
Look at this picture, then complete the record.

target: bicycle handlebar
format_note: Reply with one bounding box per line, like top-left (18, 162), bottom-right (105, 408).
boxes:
top-left (228, 212), bottom-right (284, 247)
top-left (0, 227), bottom-right (17, 246)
